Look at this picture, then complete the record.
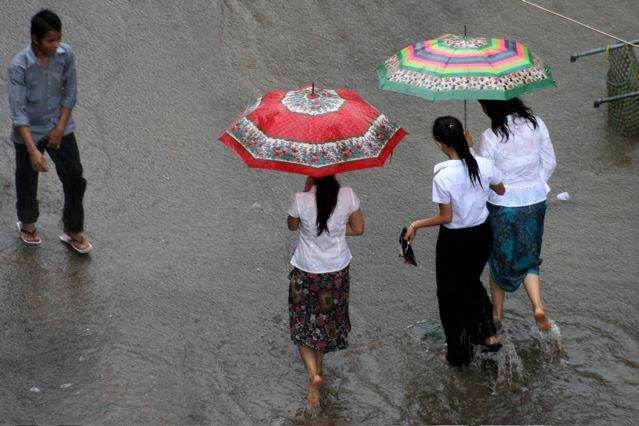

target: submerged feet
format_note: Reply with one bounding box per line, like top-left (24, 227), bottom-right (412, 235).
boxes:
top-left (493, 317), bottom-right (503, 331)
top-left (483, 336), bottom-right (503, 353)
top-left (534, 309), bottom-right (551, 331)
top-left (306, 374), bottom-right (322, 406)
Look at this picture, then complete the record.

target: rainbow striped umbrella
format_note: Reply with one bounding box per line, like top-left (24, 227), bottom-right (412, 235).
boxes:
top-left (377, 34), bottom-right (555, 101)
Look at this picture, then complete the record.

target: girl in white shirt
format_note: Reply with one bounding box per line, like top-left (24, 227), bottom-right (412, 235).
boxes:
top-left (479, 98), bottom-right (556, 332)
top-left (287, 175), bottom-right (364, 406)
top-left (405, 116), bottom-right (505, 367)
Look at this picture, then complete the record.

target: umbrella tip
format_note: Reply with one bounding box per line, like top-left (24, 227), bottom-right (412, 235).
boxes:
top-left (308, 82), bottom-right (320, 98)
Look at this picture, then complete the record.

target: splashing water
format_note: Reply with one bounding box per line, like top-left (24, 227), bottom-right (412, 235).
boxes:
top-left (470, 326), bottom-right (526, 390)
top-left (531, 319), bottom-right (563, 360)
top-left (493, 338), bottom-right (525, 389)
top-left (301, 399), bottom-right (322, 421)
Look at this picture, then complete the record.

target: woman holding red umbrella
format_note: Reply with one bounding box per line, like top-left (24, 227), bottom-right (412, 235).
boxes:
top-left (287, 175), bottom-right (364, 406)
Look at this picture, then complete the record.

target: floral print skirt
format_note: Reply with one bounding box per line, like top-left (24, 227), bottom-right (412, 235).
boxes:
top-left (288, 266), bottom-right (351, 353)
top-left (487, 201), bottom-right (547, 292)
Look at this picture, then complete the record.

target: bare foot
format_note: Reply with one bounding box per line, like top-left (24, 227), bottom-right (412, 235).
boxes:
top-left (483, 336), bottom-right (503, 352)
top-left (306, 374), bottom-right (322, 406)
top-left (485, 336), bottom-right (498, 346)
top-left (534, 310), bottom-right (551, 331)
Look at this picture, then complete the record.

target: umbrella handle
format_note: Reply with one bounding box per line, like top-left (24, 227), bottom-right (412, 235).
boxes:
top-left (464, 99), bottom-right (467, 128)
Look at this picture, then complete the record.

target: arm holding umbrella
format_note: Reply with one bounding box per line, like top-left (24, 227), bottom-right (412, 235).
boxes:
top-left (346, 209), bottom-right (364, 236)
top-left (303, 176), bottom-right (314, 192)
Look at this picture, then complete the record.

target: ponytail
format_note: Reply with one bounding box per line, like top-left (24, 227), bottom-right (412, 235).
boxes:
top-left (432, 116), bottom-right (482, 188)
top-left (315, 175), bottom-right (340, 236)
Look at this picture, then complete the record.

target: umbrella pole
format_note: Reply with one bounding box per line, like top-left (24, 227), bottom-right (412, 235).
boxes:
top-left (463, 25), bottom-right (467, 128)
top-left (464, 100), bottom-right (467, 128)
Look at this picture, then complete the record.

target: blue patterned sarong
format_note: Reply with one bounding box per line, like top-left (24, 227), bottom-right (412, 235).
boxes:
top-left (487, 201), bottom-right (546, 292)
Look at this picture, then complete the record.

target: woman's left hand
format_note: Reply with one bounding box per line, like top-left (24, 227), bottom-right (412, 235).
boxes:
top-left (464, 128), bottom-right (474, 148)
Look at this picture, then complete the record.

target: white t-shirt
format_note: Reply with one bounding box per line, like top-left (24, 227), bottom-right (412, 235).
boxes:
top-left (480, 115), bottom-right (556, 207)
top-left (288, 186), bottom-right (360, 273)
top-left (432, 156), bottom-right (503, 229)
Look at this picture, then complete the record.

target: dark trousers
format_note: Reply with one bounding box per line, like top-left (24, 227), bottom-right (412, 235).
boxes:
top-left (15, 133), bottom-right (87, 233)
top-left (436, 220), bottom-right (497, 367)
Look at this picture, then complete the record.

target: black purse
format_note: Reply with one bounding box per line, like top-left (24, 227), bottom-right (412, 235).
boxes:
top-left (399, 227), bottom-right (417, 266)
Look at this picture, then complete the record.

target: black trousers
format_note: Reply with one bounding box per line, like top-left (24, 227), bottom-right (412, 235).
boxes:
top-left (15, 133), bottom-right (87, 233)
top-left (436, 220), bottom-right (497, 367)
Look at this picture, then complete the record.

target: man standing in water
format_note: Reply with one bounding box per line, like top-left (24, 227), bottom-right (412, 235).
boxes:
top-left (7, 9), bottom-right (92, 253)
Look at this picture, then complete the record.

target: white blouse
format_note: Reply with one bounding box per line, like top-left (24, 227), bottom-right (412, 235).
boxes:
top-left (432, 156), bottom-right (503, 229)
top-left (288, 186), bottom-right (360, 273)
top-left (480, 115), bottom-right (556, 207)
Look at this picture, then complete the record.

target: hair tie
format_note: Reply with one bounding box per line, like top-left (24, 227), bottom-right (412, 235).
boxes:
top-left (449, 124), bottom-right (455, 129)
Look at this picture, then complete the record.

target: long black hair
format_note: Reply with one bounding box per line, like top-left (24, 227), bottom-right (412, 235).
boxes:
top-left (315, 175), bottom-right (340, 236)
top-left (432, 116), bottom-right (482, 188)
top-left (478, 97), bottom-right (538, 141)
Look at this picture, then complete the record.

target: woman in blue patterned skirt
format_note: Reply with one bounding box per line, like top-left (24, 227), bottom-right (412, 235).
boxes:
top-left (479, 98), bottom-right (557, 331)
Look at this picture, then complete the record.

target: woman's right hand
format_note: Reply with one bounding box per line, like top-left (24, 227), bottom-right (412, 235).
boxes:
top-left (303, 176), bottom-right (314, 192)
top-left (464, 128), bottom-right (474, 148)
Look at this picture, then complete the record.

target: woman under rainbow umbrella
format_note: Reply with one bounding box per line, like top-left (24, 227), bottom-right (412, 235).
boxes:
top-left (377, 33), bottom-right (555, 124)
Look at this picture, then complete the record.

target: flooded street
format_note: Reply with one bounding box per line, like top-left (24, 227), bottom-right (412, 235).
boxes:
top-left (1, 0), bottom-right (638, 424)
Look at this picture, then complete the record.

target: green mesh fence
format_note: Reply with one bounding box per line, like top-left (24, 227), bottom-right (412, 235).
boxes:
top-left (606, 45), bottom-right (639, 135)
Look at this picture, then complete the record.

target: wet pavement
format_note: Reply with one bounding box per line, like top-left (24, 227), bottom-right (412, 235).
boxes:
top-left (1, 0), bottom-right (638, 424)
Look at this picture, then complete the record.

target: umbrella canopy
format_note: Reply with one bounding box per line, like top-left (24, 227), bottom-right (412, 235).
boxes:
top-left (377, 34), bottom-right (555, 101)
top-left (219, 85), bottom-right (407, 178)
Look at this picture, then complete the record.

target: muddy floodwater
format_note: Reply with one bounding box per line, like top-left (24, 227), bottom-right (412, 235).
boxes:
top-left (1, 1), bottom-right (638, 424)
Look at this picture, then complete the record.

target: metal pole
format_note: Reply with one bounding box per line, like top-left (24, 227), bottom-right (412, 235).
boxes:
top-left (594, 91), bottom-right (639, 108)
top-left (571, 38), bottom-right (639, 62)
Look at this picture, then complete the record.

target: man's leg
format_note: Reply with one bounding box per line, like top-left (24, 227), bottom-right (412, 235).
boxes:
top-left (46, 133), bottom-right (90, 249)
top-left (15, 143), bottom-right (41, 243)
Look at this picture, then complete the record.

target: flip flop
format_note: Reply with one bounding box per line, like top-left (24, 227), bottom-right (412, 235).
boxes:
top-left (59, 233), bottom-right (93, 254)
top-left (17, 221), bottom-right (42, 245)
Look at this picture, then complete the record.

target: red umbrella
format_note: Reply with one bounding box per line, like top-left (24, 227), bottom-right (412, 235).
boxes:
top-left (219, 85), bottom-right (407, 178)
